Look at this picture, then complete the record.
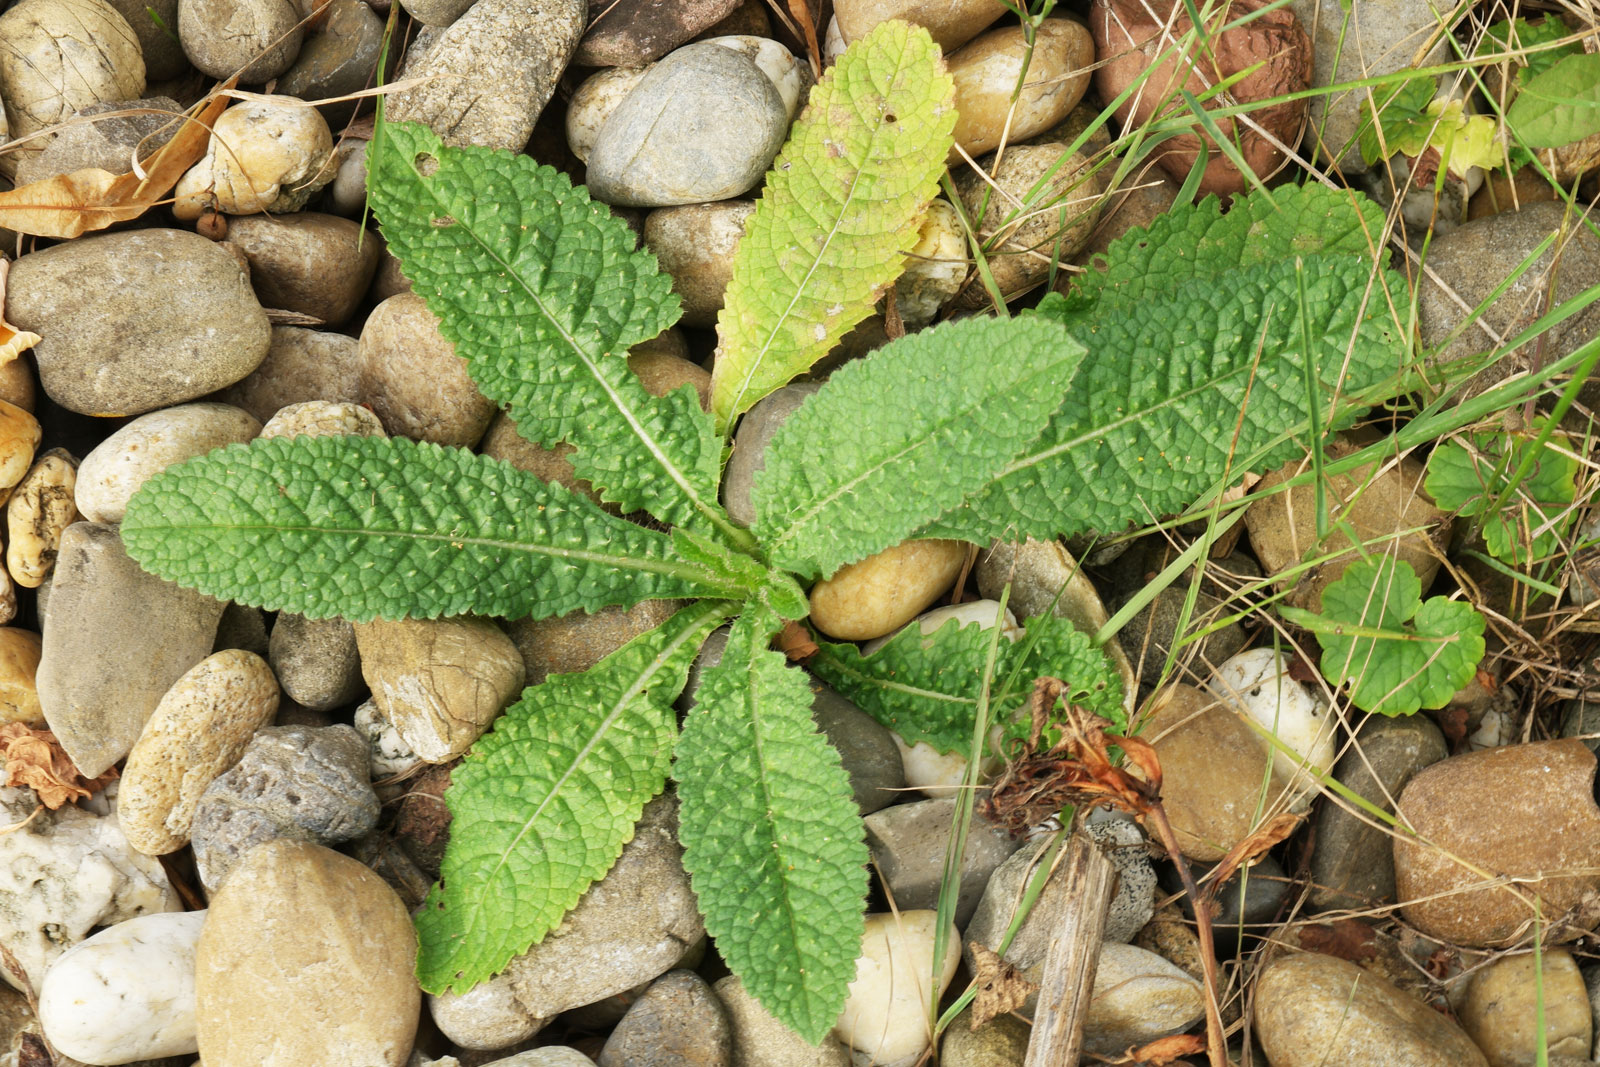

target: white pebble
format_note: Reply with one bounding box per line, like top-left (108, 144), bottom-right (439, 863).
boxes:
top-left (834, 911), bottom-right (958, 1064)
top-left (1208, 648), bottom-right (1335, 809)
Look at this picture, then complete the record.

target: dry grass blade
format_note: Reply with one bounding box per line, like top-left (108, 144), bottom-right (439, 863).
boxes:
top-left (969, 941), bottom-right (1037, 1028)
top-left (0, 84), bottom-right (234, 238)
top-left (784, 0), bottom-right (823, 78)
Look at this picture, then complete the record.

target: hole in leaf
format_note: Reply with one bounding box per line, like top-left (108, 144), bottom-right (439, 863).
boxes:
top-left (884, 112), bottom-right (897, 122)
top-left (415, 152), bottom-right (439, 177)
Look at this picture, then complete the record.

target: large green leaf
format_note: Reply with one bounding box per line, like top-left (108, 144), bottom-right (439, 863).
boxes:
top-left (1508, 50), bottom-right (1600, 149)
top-left (416, 602), bottom-right (734, 992)
top-left (811, 612), bottom-right (1125, 753)
top-left (121, 436), bottom-right (751, 622)
top-left (751, 315), bottom-right (1084, 578)
top-left (368, 120), bottom-right (734, 540)
top-left (924, 188), bottom-right (1408, 543)
top-left (674, 616), bottom-right (868, 1042)
top-left (710, 19), bottom-right (956, 433)
top-left (1282, 557), bottom-right (1485, 717)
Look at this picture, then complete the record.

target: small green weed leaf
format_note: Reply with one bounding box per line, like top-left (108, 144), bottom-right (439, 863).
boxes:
top-left (1424, 424), bottom-right (1578, 564)
top-left (924, 188), bottom-right (1406, 544)
top-left (416, 601), bottom-right (733, 992)
top-left (811, 612), bottom-right (1125, 753)
top-left (1508, 50), bottom-right (1600, 149)
top-left (1282, 557), bottom-right (1485, 716)
top-left (710, 19), bottom-right (956, 433)
top-left (674, 616), bottom-right (867, 1043)
top-left (368, 121), bottom-right (730, 537)
top-left (751, 316), bottom-right (1084, 578)
top-left (121, 436), bottom-right (747, 622)
top-left (1482, 17), bottom-right (1579, 88)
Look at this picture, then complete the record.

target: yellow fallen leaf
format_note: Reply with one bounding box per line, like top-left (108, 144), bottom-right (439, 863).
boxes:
top-left (0, 83), bottom-right (234, 239)
top-left (0, 259), bottom-right (38, 364)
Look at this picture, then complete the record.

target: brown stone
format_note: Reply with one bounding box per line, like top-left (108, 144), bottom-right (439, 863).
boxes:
top-left (834, 0), bottom-right (1007, 51)
top-left (195, 839), bottom-right (420, 1067)
top-left (576, 0), bottom-right (741, 66)
top-left (1138, 684), bottom-right (1294, 861)
top-left (225, 213), bottom-right (381, 329)
top-left (509, 598), bottom-right (684, 687)
top-left (1394, 739), bottom-right (1600, 947)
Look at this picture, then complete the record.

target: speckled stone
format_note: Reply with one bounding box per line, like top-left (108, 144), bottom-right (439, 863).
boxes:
top-left (189, 724), bottom-right (379, 890)
top-left (1394, 739), bottom-right (1600, 947)
top-left (387, 0), bottom-right (585, 151)
top-left (268, 613), bottom-right (364, 712)
top-left (599, 970), bottom-right (731, 1067)
top-left (117, 649), bottom-right (281, 856)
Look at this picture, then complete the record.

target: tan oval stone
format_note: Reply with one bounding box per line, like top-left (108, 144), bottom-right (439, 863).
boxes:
top-left (0, 627), bottom-right (41, 725)
top-left (173, 98), bottom-right (333, 219)
top-left (834, 0), bottom-right (1006, 51)
top-left (955, 143), bottom-right (1103, 306)
top-left (0, 399), bottom-right (40, 502)
top-left (1138, 684), bottom-right (1293, 861)
top-left (643, 201), bottom-right (754, 328)
top-left (117, 649), bottom-right (281, 856)
top-left (6, 448), bottom-right (77, 589)
top-left (353, 616), bottom-right (525, 763)
top-left (1394, 739), bottom-right (1600, 947)
top-left (1254, 951), bottom-right (1488, 1067)
top-left (948, 19), bottom-right (1093, 161)
top-left (627, 349), bottom-right (711, 410)
top-left (196, 839), bottom-right (419, 1067)
top-left (808, 538), bottom-right (968, 642)
top-left (1459, 948), bottom-right (1591, 1067)
top-left (1244, 435), bottom-right (1451, 612)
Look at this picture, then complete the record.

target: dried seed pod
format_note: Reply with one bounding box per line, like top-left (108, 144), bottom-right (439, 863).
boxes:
top-left (7, 448), bottom-right (79, 588)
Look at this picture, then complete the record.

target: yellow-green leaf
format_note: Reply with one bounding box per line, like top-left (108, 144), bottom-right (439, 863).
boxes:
top-left (710, 19), bottom-right (956, 434)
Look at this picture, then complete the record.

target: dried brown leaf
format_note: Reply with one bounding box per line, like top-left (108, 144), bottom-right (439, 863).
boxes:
top-left (1205, 811), bottom-right (1301, 889)
top-left (0, 259), bottom-right (39, 363)
top-left (0, 723), bottom-right (117, 809)
top-left (0, 85), bottom-right (233, 239)
top-left (777, 620), bottom-right (818, 662)
top-left (969, 942), bottom-right (1036, 1028)
top-left (1295, 919), bottom-right (1378, 963)
top-left (1123, 1033), bottom-right (1206, 1065)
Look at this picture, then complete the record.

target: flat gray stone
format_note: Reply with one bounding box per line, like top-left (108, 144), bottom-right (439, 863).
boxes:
top-left (38, 522), bottom-right (224, 778)
top-left (863, 796), bottom-right (1022, 927)
top-left (9, 229), bottom-right (270, 417)
top-left (268, 613), bottom-right (365, 711)
top-left (720, 383), bottom-right (820, 527)
top-left (1310, 714), bottom-right (1448, 910)
top-left (599, 970), bottom-right (732, 1067)
top-left (586, 41), bottom-right (789, 207)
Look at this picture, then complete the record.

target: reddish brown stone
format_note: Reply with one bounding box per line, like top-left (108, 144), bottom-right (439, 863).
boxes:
top-left (576, 0), bottom-right (743, 67)
top-left (1394, 739), bottom-right (1600, 947)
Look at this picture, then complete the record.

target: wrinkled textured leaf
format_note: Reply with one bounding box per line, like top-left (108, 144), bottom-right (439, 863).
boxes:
top-left (1508, 50), bottom-right (1600, 149)
top-left (710, 20), bottom-right (956, 432)
top-left (811, 612), bottom-right (1125, 754)
top-left (925, 187), bottom-right (1406, 543)
top-left (368, 121), bottom-right (731, 537)
top-left (416, 602), bottom-right (733, 992)
top-left (674, 616), bottom-right (867, 1042)
top-left (1284, 557), bottom-right (1485, 716)
top-left (121, 436), bottom-right (751, 622)
top-left (752, 316), bottom-right (1083, 577)
top-left (1425, 424), bottom-right (1578, 564)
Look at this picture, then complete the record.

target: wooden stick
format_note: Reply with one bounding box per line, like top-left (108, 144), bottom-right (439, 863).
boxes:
top-left (1022, 831), bottom-right (1115, 1067)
